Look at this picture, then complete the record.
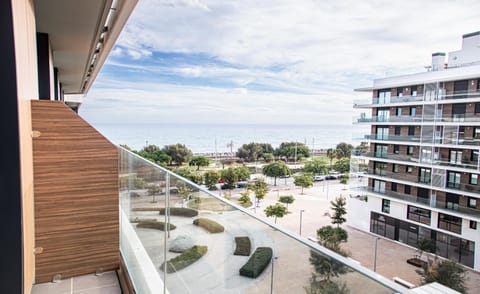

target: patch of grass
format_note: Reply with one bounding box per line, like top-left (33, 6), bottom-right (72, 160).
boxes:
top-left (193, 218), bottom-right (225, 233)
top-left (136, 220), bottom-right (176, 231)
top-left (188, 197), bottom-right (234, 211)
top-left (158, 207), bottom-right (199, 217)
top-left (234, 236), bottom-right (251, 256)
top-left (161, 245), bottom-right (208, 273)
top-left (239, 247), bottom-right (272, 278)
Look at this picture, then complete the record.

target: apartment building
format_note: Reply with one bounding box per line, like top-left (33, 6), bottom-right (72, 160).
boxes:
top-left (350, 32), bottom-right (480, 271)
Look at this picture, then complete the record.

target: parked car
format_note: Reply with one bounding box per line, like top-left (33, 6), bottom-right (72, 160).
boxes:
top-left (313, 175), bottom-right (325, 181)
top-left (236, 181), bottom-right (249, 188)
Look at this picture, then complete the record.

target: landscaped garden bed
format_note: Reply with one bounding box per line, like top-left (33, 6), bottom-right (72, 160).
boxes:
top-left (239, 247), bottom-right (272, 278)
top-left (407, 257), bottom-right (427, 268)
top-left (193, 218), bottom-right (225, 233)
top-left (161, 245), bottom-right (208, 273)
top-left (158, 207), bottom-right (199, 217)
top-left (234, 236), bottom-right (251, 256)
top-left (136, 220), bottom-right (176, 231)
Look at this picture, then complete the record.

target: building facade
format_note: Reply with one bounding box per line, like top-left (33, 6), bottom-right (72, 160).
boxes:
top-left (350, 32), bottom-right (480, 271)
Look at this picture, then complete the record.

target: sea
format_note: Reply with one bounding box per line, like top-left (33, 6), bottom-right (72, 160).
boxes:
top-left (92, 123), bottom-right (369, 154)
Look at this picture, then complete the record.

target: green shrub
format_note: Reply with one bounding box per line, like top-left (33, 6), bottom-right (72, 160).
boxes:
top-left (234, 236), bottom-right (251, 256)
top-left (131, 207), bottom-right (161, 212)
top-left (136, 220), bottom-right (176, 231)
top-left (158, 207), bottom-right (199, 217)
top-left (193, 218), bottom-right (224, 233)
top-left (239, 247), bottom-right (272, 278)
top-left (161, 245), bottom-right (208, 273)
top-left (130, 217), bottom-right (156, 223)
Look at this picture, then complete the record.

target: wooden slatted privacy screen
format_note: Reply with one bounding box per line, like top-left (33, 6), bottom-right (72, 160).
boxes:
top-left (31, 100), bottom-right (119, 283)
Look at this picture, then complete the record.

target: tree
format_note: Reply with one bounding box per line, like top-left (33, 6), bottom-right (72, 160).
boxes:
top-left (173, 167), bottom-right (203, 184)
top-left (264, 203), bottom-right (288, 223)
top-left (330, 196), bottom-right (347, 227)
top-left (234, 166), bottom-right (251, 181)
top-left (262, 161), bottom-right (291, 186)
top-left (239, 191), bottom-right (252, 206)
top-left (335, 142), bottom-right (354, 158)
top-left (147, 183), bottom-right (161, 203)
top-left (333, 157), bottom-right (350, 173)
top-left (278, 195), bottom-right (295, 211)
top-left (162, 143), bottom-right (193, 166)
top-left (189, 156), bottom-right (210, 170)
top-left (294, 173), bottom-right (314, 194)
top-left (416, 258), bottom-right (467, 293)
top-left (204, 170), bottom-right (220, 190)
top-left (221, 167), bottom-right (239, 189)
top-left (249, 178), bottom-right (268, 205)
top-left (415, 238), bottom-right (436, 260)
top-left (135, 145), bottom-right (171, 166)
top-left (176, 182), bottom-right (193, 207)
top-left (304, 158), bottom-right (329, 175)
top-left (309, 226), bottom-right (350, 283)
top-left (339, 173), bottom-right (349, 185)
top-left (326, 148), bottom-right (336, 169)
top-left (237, 142), bottom-right (273, 162)
top-left (275, 142), bottom-right (310, 161)
top-left (262, 153), bottom-right (274, 162)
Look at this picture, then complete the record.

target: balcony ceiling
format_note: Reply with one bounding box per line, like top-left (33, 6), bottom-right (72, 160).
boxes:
top-left (35, 0), bottom-right (133, 95)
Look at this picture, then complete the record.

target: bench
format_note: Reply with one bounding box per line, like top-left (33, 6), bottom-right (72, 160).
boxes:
top-left (393, 277), bottom-right (415, 289)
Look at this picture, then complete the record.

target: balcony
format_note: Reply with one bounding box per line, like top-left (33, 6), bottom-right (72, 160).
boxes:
top-left (366, 168), bottom-right (431, 186)
top-left (433, 201), bottom-right (480, 218)
top-left (118, 148), bottom-right (404, 293)
top-left (353, 95), bottom-right (424, 108)
top-left (364, 134), bottom-right (422, 143)
top-left (363, 134), bottom-right (480, 147)
top-left (441, 89), bottom-right (480, 101)
top-left (355, 114), bottom-right (480, 124)
top-left (352, 186), bottom-right (429, 206)
top-left (446, 181), bottom-right (480, 193)
top-left (353, 150), bottom-right (480, 172)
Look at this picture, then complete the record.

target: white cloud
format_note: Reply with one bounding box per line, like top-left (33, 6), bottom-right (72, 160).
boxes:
top-left (82, 0), bottom-right (480, 125)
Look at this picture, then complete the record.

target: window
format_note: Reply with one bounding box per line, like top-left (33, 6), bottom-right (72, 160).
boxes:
top-left (377, 108), bottom-right (390, 122)
top-left (470, 220), bottom-right (477, 230)
top-left (404, 185), bottom-right (411, 194)
top-left (407, 166), bottom-right (413, 173)
top-left (438, 213), bottom-right (462, 234)
top-left (391, 182), bottom-right (397, 192)
top-left (408, 126), bottom-right (415, 136)
top-left (475, 103), bottom-right (480, 114)
top-left (397, 87), bottom-right (403, 97)
top-left (410, 107), bottom-right (416, 116)
top-left (376, 127), bottom-right (389, 140)
top-left (374, 162), bottom-right (387, 176)
top-left (396, 107), bottom-right (402, 116)
top-left (447, 172), bottom-right (461, 189)
top-left (407, 146), bottom-right (414, 155)
top-left (411, 85), bottom-right (418, 96)
top-left (449, 150), bottom-right (462, 165)
top-left (382, 199), bottom-right (390, 213)
top-left (454, 80), bottom-right (468, 98)
top-left (468, 197), bottom-right (477, 208)
top-left (394, 126), bottom-right (401, 135)
top-left (375, 144), bottom-right (388, 158)
top-left (393, 164), bottom-right (399, 173)
top-left (452, 104), bottom-right (466, 121)
top-left (471, 150), bottom-right (479, 162)
top-left (373, 180), bottom-right (386, 194)
top-left (407, 205), bottom-right (431, 225)
top-left (378, 89), bottom-right (391, 104)
top-left (475, 128), bottom-right (480, 139)
top-left (445, 193), bottom-right (459, 210)
top-left (419, 168), bottom-right (431, 184)
top-left (470, 174), bottom-right (478, 185)
top-left (394, 145), bottom-right (400, 154)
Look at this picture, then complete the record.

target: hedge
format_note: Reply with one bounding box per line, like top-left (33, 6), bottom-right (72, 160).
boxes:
top-left (131, 207), bottom-right (199, 217)
top-left (161, 245), bottom-right (208, 273)
top-left (136, 220), bottom-right (176, 231)
top-left (239, 247), bottom-right (272, 278)
top-left (234, 236), bottom-right (251, 256)
top-left (158, 207), bottom-right (199, 217)
top-left (193, 218), bottom-right (225, 233)
top-left (130, 217), bottom-right (156, 223)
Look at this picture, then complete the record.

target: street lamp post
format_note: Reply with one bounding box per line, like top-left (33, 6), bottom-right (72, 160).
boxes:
top-left (374, 237), bottom-right (379, 272)
top-left (270, 256), bottom-right (278, 294)
top-left (299, 209), bottom-right (305, 236)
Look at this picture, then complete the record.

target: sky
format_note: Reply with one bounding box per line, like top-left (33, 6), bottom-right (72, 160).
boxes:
top-left (79, 0), bottom-right (480, 126)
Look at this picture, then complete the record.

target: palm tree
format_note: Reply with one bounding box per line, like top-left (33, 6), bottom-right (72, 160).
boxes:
top-left (326, 148), bottom-right (337, 170)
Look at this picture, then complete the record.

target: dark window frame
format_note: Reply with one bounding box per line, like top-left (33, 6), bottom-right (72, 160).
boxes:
top-left (382, 199), bottom-right (390, 214)
top-left (407, 205), bottom-right (431, 225)
top-left (438, 213), bottom-right (462, 234)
